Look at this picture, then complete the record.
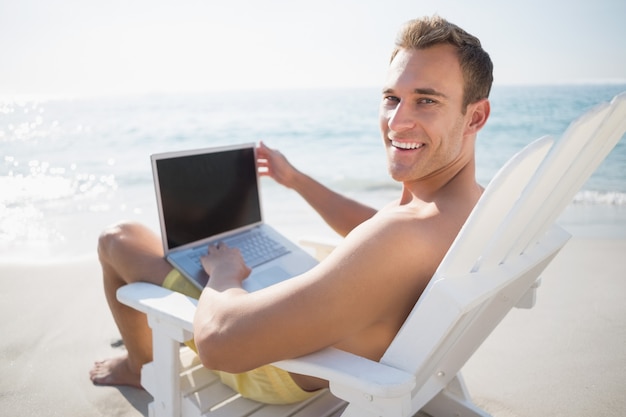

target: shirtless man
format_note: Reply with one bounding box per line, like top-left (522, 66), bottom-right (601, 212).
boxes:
top-left (90, 15), bottom-right (492, 402)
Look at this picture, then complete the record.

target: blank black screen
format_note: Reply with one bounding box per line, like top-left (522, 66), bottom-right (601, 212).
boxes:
top-left (155, 147), bottom-right (261, 249)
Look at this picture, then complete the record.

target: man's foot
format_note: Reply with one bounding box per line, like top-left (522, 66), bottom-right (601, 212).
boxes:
top-left (90, 355), bottom-right (142, 388)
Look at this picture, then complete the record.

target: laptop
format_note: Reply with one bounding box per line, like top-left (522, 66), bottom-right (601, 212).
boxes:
top-left (151, 142), bottom-right (318, 292)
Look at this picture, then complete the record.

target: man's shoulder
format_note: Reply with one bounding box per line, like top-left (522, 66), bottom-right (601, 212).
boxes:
top-left (354, 199), bottom-right (471, 259)
top-left (326, 204), bottom-right (453, 300)
top-left (375, 200), bottom-right (461, 230)
top-left (350, 203), bottom-right (454, 251)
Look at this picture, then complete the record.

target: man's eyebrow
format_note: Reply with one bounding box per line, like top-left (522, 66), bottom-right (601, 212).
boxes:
top-left (413, 88), bottom-right (447, 98)
top-left (381, 87), bottom-right (448, 98)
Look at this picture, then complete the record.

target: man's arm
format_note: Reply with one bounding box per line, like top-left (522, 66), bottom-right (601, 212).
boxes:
top-left (257, 141), bottom-right (377, 237)
top-left (192, 210), bottom-right (444, 374)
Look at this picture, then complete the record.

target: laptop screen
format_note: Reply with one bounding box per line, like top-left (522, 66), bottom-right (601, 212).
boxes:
top-left (153, 145), bottom-right (262, 250)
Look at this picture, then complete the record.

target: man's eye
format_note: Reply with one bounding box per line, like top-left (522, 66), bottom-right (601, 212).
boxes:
top-left (418, 98), bottom-right (436, 104)
top-left (383, 96), bottom-right (400, 103)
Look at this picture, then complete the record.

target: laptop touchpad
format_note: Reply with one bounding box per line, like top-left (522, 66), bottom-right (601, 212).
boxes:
top-left (246, 266), bottom-right (292, 291)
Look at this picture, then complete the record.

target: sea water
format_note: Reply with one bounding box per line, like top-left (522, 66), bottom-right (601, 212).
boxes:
top-left (1, 84), bottom-right (625, 261)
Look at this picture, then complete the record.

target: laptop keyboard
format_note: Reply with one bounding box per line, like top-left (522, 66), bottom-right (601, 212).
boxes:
top-left (191, 230), bottom-right (290, 269)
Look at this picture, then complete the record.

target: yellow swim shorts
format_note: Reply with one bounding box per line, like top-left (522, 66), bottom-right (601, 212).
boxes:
top-left (162, 269), bottom-right (319, 404)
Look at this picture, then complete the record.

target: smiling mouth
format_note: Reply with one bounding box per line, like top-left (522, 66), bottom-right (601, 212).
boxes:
top-left (391, 140), bottom-right (425, 150)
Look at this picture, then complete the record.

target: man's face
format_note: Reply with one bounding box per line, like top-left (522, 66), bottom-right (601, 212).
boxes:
top-left (379, 44), bottom-right (472, 183)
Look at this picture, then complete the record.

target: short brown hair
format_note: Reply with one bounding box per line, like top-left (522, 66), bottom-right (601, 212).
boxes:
top-left (391, 16), bottom-right (493, 109)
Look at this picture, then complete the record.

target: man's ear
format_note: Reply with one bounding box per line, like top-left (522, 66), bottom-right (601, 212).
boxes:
top-left (466, 98), bottom-right (490, 134)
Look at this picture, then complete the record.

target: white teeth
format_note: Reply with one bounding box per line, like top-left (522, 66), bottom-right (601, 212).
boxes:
top-left (391, 140), bottom-right (424, 150)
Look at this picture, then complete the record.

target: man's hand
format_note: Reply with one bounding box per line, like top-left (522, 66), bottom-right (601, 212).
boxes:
top-left (200, 243), bottom-right (251, 288)
top-left (256, 141), bottom-right (299, 188)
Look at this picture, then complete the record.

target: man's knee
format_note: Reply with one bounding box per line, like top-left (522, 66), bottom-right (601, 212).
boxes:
top-left (97, 221), bottom-right (139, 261)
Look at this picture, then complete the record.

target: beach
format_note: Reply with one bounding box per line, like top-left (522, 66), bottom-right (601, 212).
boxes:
top-left (1, 235), bottom-right (624, 417)
top-left (1, 85), bottom-right (625, 415)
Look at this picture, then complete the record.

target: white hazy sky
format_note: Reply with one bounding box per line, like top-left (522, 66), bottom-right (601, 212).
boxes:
top-left (2, 0), bottom-right (625, 97)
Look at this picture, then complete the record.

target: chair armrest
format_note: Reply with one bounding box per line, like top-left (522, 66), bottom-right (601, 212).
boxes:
top-left (118, 282), bottom-right (416, 411)
top-left (298, 235), bottom-right (341, 261)
top-left (117, 282), bottom-right (416, 397)
top-left (117, 282), bottom-right (196, 336)
top-left (274, 348), bottom-right (415, 399)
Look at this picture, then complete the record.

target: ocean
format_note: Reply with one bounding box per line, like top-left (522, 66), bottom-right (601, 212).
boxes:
top-left (1, 84), bottom-right (625, 262)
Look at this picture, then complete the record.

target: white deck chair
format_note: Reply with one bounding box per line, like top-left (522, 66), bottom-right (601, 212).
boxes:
top-left (117, 92), bottom-right (626, 417)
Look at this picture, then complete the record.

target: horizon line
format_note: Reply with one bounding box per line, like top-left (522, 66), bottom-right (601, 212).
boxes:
top-left (2, 80), bottom-right (626, 102)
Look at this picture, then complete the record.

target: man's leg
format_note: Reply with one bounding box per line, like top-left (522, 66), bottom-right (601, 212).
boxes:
top-left (89, 221), bottom-right (173, 388)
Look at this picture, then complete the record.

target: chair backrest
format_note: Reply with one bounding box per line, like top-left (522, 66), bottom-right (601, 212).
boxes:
top-left (482, 92), bottom-right (626, 268)
top-left (380, 92), bottom-right (626, 408)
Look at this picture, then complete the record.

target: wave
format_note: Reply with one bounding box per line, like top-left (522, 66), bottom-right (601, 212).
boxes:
top-left (325, 177), bottom-right (626, 207)
top-left (572, 190), bottom-right (626, 206)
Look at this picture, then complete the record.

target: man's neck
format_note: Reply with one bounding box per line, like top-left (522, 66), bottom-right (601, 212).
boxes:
top-left (399, 150), bottom-right (478, 206)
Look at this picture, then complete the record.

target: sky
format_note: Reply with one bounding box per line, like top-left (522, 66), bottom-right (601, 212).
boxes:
top-left (1, 0), bottom-right (625, 97)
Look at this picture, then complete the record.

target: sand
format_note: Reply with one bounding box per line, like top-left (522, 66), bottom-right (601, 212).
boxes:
top-left (463, 238), bottom-right (626, 416)
top-left (0, 256), bottom-right (149, 417)
top-left (1, 237), bottom-right (624, 416)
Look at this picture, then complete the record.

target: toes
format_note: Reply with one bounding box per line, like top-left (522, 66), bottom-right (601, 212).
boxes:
top-left (88, 356), bottom-right (142, 388)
